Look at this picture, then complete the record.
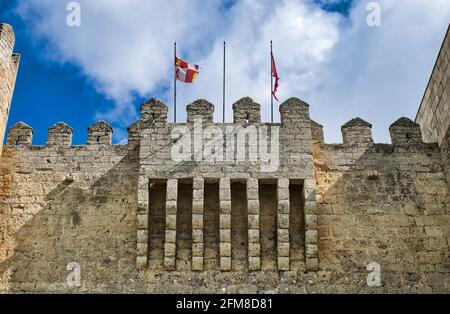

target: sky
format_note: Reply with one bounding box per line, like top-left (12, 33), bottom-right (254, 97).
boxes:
top-left (1, 0), bottom-right (449, 145)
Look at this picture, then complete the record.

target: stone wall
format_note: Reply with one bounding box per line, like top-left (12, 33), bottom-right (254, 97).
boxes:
top-left (416, 25), bottom-right (449, 145)
top-left (0, 24), bottom-right (20, 156)
top-left (0, 122), bottom-right (140, 293)
top-left (313, 117), bottom-right (449, 293)
top-left (0, 102), bottom-right (448, 293)
top-left (416, 24), bottom-right (450, 191)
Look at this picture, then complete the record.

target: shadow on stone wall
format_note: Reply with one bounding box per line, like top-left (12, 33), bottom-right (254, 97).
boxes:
top-left (0, 146), bottom-right (140, 293)
top-left (313, 142), bottom-right (450, 293)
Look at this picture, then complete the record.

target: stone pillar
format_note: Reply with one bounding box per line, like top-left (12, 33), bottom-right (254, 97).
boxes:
top-left (136, 177), bottom-right (149, 270)
top-left (192, 177), bottom-right (204, 271)
top-left (304, 178), bottom-right (319, 271)
top-left (247, 178), bottom-right (261, 270)
top-left (219, 177), bottom-right (232, 271)
top-left (277, 178), bottom-right (290, 271)
top-left (164, 179), bottom-right (178, 270)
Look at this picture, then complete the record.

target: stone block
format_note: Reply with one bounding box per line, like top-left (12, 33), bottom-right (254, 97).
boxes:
top-left (277, 188), bottom-right (289, 201)
top-left (220, 200), bottom-right (231, 213)
top-left (306, 230), bottom-right (318, 244)
top-left (192, 256), bottom-right (204, 271)
top-left (137, 214), bottom-right (148, 229)
top-left (220, 214), bottom-right (231, 229)
top-left (278, 214), bottom-right (289, 229)
top-left (248, 214), bottom-right (259, 229)
top-left (248, 257), bottom-right (260, 271)
top-left (219, 188), bottom-right (231, 201)
top-left (305, 214), bottom-right (317, 229)
top-left (193, 229), bottom-right (203, 243)
top-left (248, 243), bottom-right (260, 257)
top-left (136, 243), bottom-right (147, 256)
top-left (166, 214), bottom-right (177, 230)
top-left (192, 201), bottom-right (203, 214)
top-left (164, 243), bottom-right (176, 257)
top-left (192, 214), bottom-right (203, 229)
top-left (278, 257), bottom-right (289, 271)
top-left (220, 257), bottom-right (231, 271)
top-left (247, 200), bottom-right (260, 214)
top-left (166, 200), bottom-right (177, 214)
top-left (305, 257), bottom-right (319, 271)
top-left (248, 229), bottom-right (260, 243)
top-left (278, 242), bottom-right (289, 257)
top-left (278, 178), bottom-right (289, 189)
top-left (220, 229), bottom-right (231, 242)
top-left (165, 230), bottom-right (176, 243)
top-left (137, 230), bottom-right (148, 243)
top-left (246, 188), bottom-right (259, 200)
top-left (277, 229), bottom-right (289, 243)
top-left (164, 257), bottom-right (176, 271)
top-left (192, 243), bottom-right (204, 256)
top-left (277, 200), bottom-right (290, 214)
top-left (166, 179), bottom-right (178, 201)
top-left (220, 242), bottom-right (231, 257)
top-left (136, 256), bottom-right (147, 270)
top-left (193, 177), bottom-right (204, 190)
top-left (306, 244), bottom-right (318, 256)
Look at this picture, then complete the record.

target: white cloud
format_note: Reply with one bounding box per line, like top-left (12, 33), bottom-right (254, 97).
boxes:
top-left (15, 0), bottom-right (450, 143)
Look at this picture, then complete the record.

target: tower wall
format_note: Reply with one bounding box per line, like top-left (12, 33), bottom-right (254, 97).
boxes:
top-left (0, 24), bottom-right (20, 156)
top-left (416, 25), bottom-right (450, 189)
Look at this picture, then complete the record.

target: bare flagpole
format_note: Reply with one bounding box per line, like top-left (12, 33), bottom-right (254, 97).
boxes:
top-left (223, 41), bottom-right (226, 123)
top-left (174, 42), bottom-right (177, 123)
top-left (270, 40), bottom-right (273, 124)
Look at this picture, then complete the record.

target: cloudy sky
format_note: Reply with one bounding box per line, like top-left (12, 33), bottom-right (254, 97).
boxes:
top-left (1, 0), bottom-right (449, 144)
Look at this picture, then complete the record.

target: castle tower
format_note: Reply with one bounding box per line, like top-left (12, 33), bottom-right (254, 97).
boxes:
top-left (0, 23), bottom-right (20, 156)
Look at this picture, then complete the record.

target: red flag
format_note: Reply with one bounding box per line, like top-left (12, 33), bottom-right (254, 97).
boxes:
top-left (271, 52), bottom-right (279, 101)
top-left (175, 56), bottom-right (200, 83)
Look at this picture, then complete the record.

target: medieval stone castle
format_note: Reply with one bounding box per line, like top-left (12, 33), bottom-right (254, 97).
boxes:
top-left (0, 23), bottom-right (449, 293)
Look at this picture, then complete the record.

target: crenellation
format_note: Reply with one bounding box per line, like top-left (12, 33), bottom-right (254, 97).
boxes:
top-left (47, 122), bottom-right (73, 147)
top-left (6, 122), bottom-right (33, 146)
top-left (140, 98), bottom-right (168, 124)
top-left (341, 117), bottom-right (373, 146)
top-left (187, 99), bottom-right (214, 124)
top-left (389, 117), bottom-right (423, 146)
top-left (233, 97), bottom-right (261, 123)
top-left (87, 121), bottom-right (113, 145)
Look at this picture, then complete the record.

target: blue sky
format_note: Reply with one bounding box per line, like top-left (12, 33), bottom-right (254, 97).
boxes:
top-left (1, 0), bottom-right (450, 145)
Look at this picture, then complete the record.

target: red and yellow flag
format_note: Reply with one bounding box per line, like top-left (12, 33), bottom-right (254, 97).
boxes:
top-left (175, 57), bottom-right (199, 83)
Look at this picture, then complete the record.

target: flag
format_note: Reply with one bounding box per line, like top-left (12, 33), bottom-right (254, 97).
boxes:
top-left (271, 52), bottom-right (279, 101)
top-left (175, 56), bottom-right (199, 83)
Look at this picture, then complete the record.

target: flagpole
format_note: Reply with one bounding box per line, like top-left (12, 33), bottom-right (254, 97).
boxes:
top-left (174, 42), bottom-right (177, 123)
top-left (270, 40), bottom-right (273, 123)
top-left (223, 41), bottom-right (226, 123)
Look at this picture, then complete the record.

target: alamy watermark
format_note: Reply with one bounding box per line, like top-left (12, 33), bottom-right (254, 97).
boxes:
top-left (366, 261), bottom-right (381, 287)
top-left (367, 2), bottom-right (381, 27)
top-left (170, 118), bottom-right (280, 172)
top-left (66, 2), bottom-right (81, 27)
top-left (66, 262), bottom-right (81, 287)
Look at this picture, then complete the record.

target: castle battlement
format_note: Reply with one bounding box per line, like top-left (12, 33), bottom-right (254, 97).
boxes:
top-left (4, 98), bottom-right (429, 148)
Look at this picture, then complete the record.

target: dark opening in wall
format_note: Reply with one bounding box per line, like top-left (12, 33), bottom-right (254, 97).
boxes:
top-left (148, 180), bottom-right (167, 270)
top-left (176, 180), bottom-right (193, 271)
top-left (204, 180), bottom-right (220, 270)
top-left (289, 181), bottom-right (305, 271)
top-left (231, 181), bottom-right (248, 271)
top-left (259, 181), bottom-right (277, 270)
